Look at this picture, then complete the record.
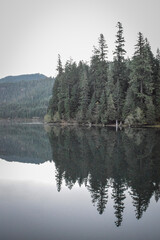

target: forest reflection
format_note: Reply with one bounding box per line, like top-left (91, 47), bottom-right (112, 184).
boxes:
top-left (48, 126), bottom-right (160, 227)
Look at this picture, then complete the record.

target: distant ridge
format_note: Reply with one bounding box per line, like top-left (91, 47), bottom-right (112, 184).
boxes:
top-left (0, 73), bottom-right (47, 83)
top-left (0, 73), bottom-right (54, 119)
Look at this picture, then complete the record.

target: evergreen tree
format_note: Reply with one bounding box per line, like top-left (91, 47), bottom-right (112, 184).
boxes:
top-left (112, 22), bottom-right (127, 122)
top-left (64, 86), bottom-right (70, 120)
top-left (128, 33), bottom-right (154, 124)
top-left (154, 49), bottom-right (160, 121)
top-left (106, 94), bottom-right (116, 123)
top-left (98, 33), bottom-right (108, 62)
top-left (90, 34), bottom-right (108, 97)
top-left (122, 87), bottom-right (135, 120)
top-left (77, 63), bottom-right (90, 122)
top-left (145, 97), bottom-right (155, 124)
top-left (99, 90), bottom-right (108, 124)
top-left (57, 74), bottom-right (66, 119)
top-left (89, 34), bottom-right (108, 123)
top-left (47, 54), bottom-right (64, 119)
top-left (56, 54), bottom-right (63, 76)
top-left (48, 78), bottom-right (59, 117)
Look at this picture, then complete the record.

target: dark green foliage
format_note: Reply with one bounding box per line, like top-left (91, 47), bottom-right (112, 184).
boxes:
top-left (145, 97), bottom-right (155, 124)
top-left (106, 94), bottom-right (116, 122)
top-left (0, 75), bottom-right (54, 119)
top-left (127, 33), bottom-right (155, 124)
top-left (76, 63), bottom-right (90, 122)
top-left (154, 49), bottom-right (160, 121)
top-left (56, 54), bottom-right (63, 76)
top-left (48, 24), bottom-right (160, 125)
top-left (123, 87), bottom-right (135, 120)
top-left (112, 22), bottom-right (127, 121)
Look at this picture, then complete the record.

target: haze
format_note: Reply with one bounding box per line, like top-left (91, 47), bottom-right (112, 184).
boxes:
top-left (0, 0), bottom-right (160, 78)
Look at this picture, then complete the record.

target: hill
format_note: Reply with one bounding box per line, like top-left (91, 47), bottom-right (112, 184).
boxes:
top-left (0, 73), bottom-right (46, 83)
top-left (0, 74), bottom-right (54, 119)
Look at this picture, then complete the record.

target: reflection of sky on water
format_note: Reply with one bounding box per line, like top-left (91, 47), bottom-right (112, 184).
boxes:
top-left (0, 158), bottom-right (55, 184)
top-left (0, 158), bottom-right (160, 240)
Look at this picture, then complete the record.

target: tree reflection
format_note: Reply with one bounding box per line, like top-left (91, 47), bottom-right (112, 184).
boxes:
top-left (48, 126), bottom-right (160, 227)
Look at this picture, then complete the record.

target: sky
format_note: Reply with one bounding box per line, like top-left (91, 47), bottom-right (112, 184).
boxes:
top-left (0, 0), bottom-right (160, 78)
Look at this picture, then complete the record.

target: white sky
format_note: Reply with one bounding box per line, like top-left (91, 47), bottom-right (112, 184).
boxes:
top-left (0, 0), bottom-right (160, 78)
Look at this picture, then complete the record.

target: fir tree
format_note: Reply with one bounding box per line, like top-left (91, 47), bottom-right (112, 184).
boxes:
top-left (112, 22), bottom-right (127, 122)
top-left (88, 34), bottom-right (108, 123)
top-left (56, 54), bottom-right (63, 76)
top-left (47, 54), bottom-right (63, 119)
top-left (77, 63), bottom-right (90, 122)
top-left (154, 49), bottom-right (160, 121)
top-left (128, 33), bottom-right (154, 124)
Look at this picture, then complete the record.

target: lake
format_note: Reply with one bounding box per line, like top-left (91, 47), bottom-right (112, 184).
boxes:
top-left (0, 123), bottom-right (160, 240)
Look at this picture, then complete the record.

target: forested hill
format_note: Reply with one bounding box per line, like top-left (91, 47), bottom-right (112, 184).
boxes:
top-left (0, 74), bottom-right (54, 119)
top-left (0, 73), bottom-right (46, 83)
top-left (47, 22), bottom-right (160, 126)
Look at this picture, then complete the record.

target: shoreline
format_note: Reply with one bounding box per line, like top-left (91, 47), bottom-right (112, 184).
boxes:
top-left (0, 118), bottom-right (160, 128)
top-left (45, 121), bottom-right (160, 128)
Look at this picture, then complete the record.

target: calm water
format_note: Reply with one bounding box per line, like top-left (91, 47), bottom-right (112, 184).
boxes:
top-left (0, 124), bottom-right (160, 240)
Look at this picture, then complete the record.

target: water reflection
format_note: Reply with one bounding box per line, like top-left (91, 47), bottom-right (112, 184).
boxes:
top-left (0, 124), bottom-right (52, 163)
top-left (47, 126), bottom-right (160, 227)
top-left (1, 124), bottom-right (160, 227)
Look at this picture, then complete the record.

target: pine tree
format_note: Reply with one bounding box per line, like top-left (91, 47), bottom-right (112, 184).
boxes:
top-left (98, 33), bottom-right (108, 62)
top-left (154, 49), bottom-right (160, 121)
top-left (123, 87), bottom-right (135, 120)
top-left (90, 34), bottom-right (108, 99)
top-left (145, 97), bottom-right (155, 124)
top-left (47, 54), bottom-right (63, 119)
top-left (64, 86), bottom-right (70, 120)
top-left (112, 22), bottom-right (127, 122)
top-left (47, 78), bottom-right (59, 117)
top-left (89, 34), bottom-right (108, 123)
top-left (57, 74), bottom-right (66, 119)
top-left (77, 63), bottom-right (90, 122)
top-left (114, 22), bottom-right (126, 62)
top-left (56, 54), bottom-right (63, 76)
top-left (129, 33), bottom-right (154, 124)
top-left (106, 94), bottom-right (116, 123)
top-left (99, 90), bottom-right (108, 124)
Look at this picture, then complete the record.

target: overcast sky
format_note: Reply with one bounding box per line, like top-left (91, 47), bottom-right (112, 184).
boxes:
top-left (0, 0), bottom-right (160, 78)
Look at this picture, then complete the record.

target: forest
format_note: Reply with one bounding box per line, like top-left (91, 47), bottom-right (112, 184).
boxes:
top-left (0, 74), bottom-right (54, 119)
top-left (47, 22), bottom-right (160, 126)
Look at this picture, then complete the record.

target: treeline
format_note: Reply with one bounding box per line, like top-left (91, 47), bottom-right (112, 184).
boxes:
top-left (0, 75), bottom-right (54, 119)
top-left (47, 22), bottom-right (160, 125)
